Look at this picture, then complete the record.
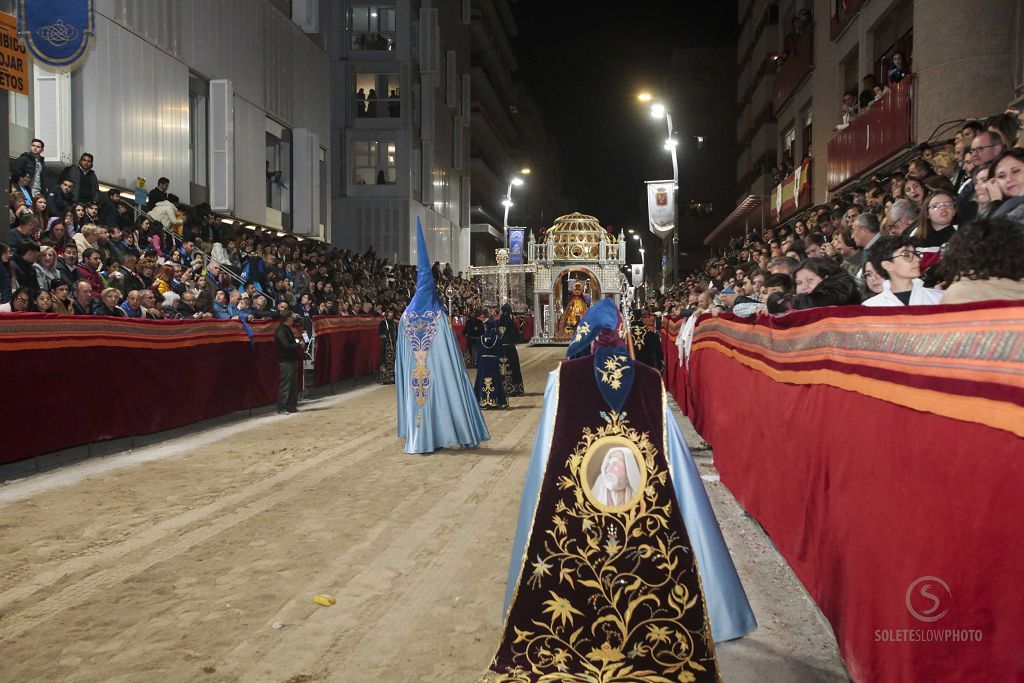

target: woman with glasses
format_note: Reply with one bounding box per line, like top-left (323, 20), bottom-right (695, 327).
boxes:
top-left (915, 191), bottom-right (959, 248)
top-left (0, 287), bottom-right (31, 313)
top-left (863, 235), bottom-right (943, 306)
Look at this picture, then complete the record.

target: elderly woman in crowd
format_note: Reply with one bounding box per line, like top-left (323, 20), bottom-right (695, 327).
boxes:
top-left (938, 218), bottom-right (1024, 304)
top-left (92, 287), bottom-right (126, 316)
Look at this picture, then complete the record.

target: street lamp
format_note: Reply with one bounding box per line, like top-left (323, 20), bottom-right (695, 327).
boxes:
top-left (502, 174), bottom-right (525, 249)
top-left (638, 92), bottom-right (679, 287)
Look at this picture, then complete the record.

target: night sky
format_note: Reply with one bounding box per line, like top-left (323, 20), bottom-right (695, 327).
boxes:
top-left (512, 1), bottom-right (737, 230)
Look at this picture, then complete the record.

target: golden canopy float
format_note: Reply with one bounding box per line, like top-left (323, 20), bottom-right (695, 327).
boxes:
top-left (530, 212), bottom-right (626, 344)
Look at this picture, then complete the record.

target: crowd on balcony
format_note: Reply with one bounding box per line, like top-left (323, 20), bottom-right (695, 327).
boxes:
top-left (657, 110), bottom-right (1024, 321)
top-left (1, 139), bottom-right (483, 322)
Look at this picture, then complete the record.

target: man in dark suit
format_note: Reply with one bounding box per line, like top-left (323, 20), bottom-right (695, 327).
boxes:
top-left (275, 309), bottom-right (301, 414)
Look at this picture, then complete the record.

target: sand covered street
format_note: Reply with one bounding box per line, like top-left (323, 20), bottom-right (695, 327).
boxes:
top-left (0, 346), bottom-right (846, 682)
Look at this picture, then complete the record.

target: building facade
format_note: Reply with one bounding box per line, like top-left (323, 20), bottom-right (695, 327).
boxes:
top-left (327, 0), bottom-right (472, 271)
top-left (712, 0), bottom-right (1024, 244)
top-left (5, 0), bottom-right (331, 239)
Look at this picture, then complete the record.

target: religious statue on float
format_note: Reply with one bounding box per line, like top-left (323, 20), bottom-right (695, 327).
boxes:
top-left (557, 280), bottom-right (591, 337)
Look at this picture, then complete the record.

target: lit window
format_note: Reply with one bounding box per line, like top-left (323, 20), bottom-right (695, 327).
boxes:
top-left (351, 5), bottom-right (397, 51)
top-left (353, 140), bottom-right (397, 185)
top-left (355, 73), bottom-right (401, 119)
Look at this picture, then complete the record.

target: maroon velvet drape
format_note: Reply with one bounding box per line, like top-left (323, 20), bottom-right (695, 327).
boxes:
top-left (311, 316), bottom-right (380, 386)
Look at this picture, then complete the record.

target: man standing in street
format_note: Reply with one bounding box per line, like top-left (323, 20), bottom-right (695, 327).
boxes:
top-left (275, 309), bottom-right (301, 414)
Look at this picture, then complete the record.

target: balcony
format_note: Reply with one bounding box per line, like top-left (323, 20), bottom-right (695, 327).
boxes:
top-left (827, 76), bottom-right (914, 191)
top-left (830, 0), bottom-right (865, 40)
top-left (769, 158), bottom-right (812, 224)
top-left (773, 27), bottom-right (813, 113)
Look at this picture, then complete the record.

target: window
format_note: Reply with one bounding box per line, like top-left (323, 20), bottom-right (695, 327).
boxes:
top-left (189, 75), bottom-right (208, 186)
top-left (355, 73), bottom-right (400, 118)
top-left (801, 109), bottom-right (813, 161)
top-left (353, 140), bottom-right (397, 185)
top-left (782, 125), bottom-right (796, 169)
top-left (266, 119), bottom-right (292, 213)
top-left (351, 5), bottom-right (397, 51)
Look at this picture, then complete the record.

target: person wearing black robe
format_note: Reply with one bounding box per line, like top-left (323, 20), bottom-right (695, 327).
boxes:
top-left (629, 308), bottom-right (664, 372)
top-left (474, 318), bottom-right (507, 409)
top-left (377, 309), bottom-right (398, 384)
top-left (463, 311), bottom-right (483, 368)
top-left (498, 303), bottom-right (524, 396)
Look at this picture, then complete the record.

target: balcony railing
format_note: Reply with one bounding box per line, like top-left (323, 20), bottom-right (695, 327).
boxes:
top-left (773, 27), bottom-right (813, 112)
top-left (829, 0), bottom-right (865, 40)
top-left (827, 76), bottom-right (914, 191)
top-left (769, 158), bottom-right (812, 224)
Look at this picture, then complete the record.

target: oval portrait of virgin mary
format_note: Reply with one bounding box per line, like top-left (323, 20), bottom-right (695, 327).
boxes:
top-left (580, 436), bottom-right (646, 512)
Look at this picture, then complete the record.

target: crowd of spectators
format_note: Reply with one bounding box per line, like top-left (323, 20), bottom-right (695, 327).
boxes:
top-left (1, 141), bottom-right (483, 322)
top-left (654, 110), bottom-right (1024, 322)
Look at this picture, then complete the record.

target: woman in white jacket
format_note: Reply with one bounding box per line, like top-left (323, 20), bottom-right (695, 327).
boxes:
top-left (862, 235), bottom-right (944, 307)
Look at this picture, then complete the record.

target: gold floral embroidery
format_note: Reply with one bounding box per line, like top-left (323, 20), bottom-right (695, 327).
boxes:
top-left (631, 323), bottom-right (648, 351)
top-left (597, 353), bottom-right (629, 391)
top-left (487, 412), bottom-right (716, 682)
top-left (573, 321), bottom-right (591, 344)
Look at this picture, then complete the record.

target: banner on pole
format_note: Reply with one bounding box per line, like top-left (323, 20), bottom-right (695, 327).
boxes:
top-left (18, 0), bottom-right (94, 71)
top-left (630, 264), bottom-right (644, 287)
top-left (508, 227), bottom-right (525, 265)
top-left (645, 180), bottom-right (675, 239)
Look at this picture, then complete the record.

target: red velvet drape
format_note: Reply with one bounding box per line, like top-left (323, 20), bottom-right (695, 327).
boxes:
top-left (669, 304), bottom-right (1024, 682)
top-left (0, 313), bottom-right (279, 465)
top-left (311, 316), bottom-right (381, 386)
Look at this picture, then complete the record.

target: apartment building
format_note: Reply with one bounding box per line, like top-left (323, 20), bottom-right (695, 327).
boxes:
top-left (4, 0), bottom-right (331, 240)
top-left (710, 0), bottom-right (1023, 245)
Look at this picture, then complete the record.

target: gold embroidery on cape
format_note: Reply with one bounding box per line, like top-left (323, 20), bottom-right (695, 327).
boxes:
top-left (486, 411), bottom-right (716, 682)
top-left (573, 321), bottom-right (591, 344)
top-left (631, 323), bottom-right (648, 351)
top-left (597, 354), bottom-right (630, 391)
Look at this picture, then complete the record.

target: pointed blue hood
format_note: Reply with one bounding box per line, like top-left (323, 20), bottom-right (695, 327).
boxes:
top-left (408, 218), bottom-right (442, 313)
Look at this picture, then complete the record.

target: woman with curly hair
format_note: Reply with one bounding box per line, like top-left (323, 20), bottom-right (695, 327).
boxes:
top-left (939, 218), bottom-right (1024, 304)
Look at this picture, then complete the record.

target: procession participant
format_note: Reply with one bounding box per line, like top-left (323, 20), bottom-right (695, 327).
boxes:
top-left (629, 307), bottom-right (664, 371)
top-left (486, 299), bottom-right (755, 680)
top-left (497, 302), bottom-right (524, 396)
top-left (463, 309), bottom-right (483, 368)
top-left (377, 308), bottom-right (398, 384)
top-left (395, 220), bottom-right (489, 454)
top-left (474, 318), bottom-right (508, 410)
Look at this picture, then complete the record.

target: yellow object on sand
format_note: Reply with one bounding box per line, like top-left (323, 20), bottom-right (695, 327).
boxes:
top-left (313, 594), bottom-right (336, 607)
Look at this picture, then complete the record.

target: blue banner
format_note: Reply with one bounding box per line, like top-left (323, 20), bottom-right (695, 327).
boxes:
top-left (509, 228), bottom-right (525, 265)
top-left (18, 0), bottom-right (94, 71)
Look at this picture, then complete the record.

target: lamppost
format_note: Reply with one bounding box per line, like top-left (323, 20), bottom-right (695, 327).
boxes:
top-left (637, 92), bottom-right (679, 287)
top-left (502, 167), bottom-right (531, 249)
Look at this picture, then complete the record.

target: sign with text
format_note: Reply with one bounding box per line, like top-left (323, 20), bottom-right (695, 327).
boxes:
top-left (508, 227), bottom-right (525, 265)
top-left (0, 12), bottom-right (30, 95)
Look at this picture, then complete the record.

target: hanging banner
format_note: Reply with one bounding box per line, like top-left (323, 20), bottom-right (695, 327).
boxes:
top-left (508, 227), bottom-right (525, 265)
top-left (630, 263), bottom-right (644, 287)
top-left (0, 12), bottom-right (29, 95)
top-left (18, 0), bottom-right (94, 71)
top-left (645, 180), bottom-right (675, 239)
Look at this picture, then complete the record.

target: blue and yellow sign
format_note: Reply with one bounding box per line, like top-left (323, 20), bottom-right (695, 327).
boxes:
top-left (18, 0), bottom-right (94, 71)
top-left (509, 227), bottom-right (525, 265)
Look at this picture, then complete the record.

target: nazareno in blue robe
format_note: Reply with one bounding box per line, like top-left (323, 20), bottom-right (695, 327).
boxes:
top-left (395, 221), bottom-right (490, 454)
